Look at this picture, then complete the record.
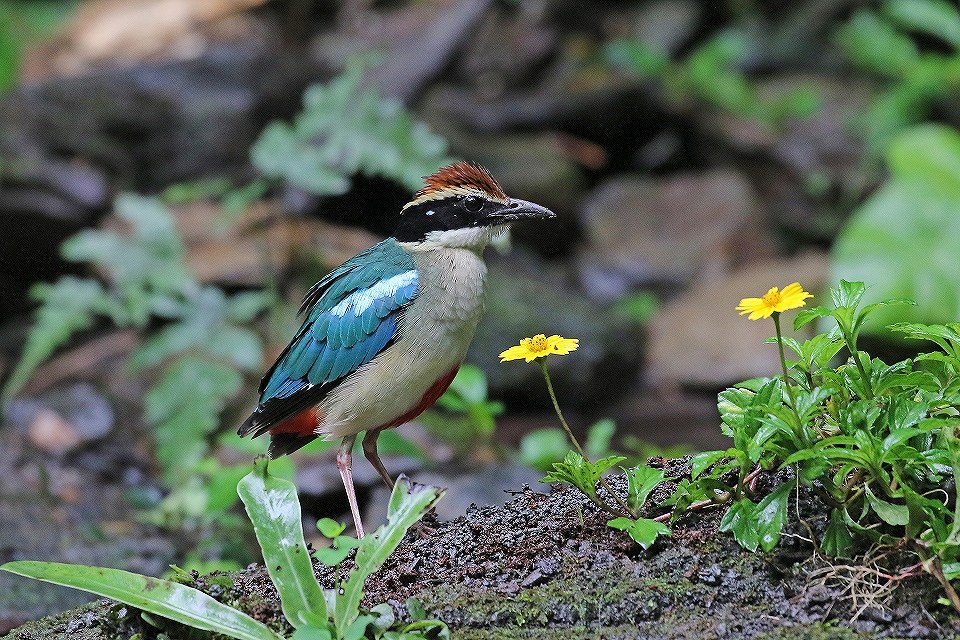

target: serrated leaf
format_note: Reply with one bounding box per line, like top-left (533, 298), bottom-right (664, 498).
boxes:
top-left (754, 482), bottom-right (794, 552)
top-left (542, 452), bottom-right (626, 500)
top-left (147, 357), bottom-right (243, 483)
top-left (720, 498), bottom-right (760, 551)
top-left (251, 64), bottom-right (451, 196)
top-left (0, 561), bottom-right (282, 640)
top-left (63, 194), bottom-right (192, 293)
top-left (2, 277), bottom-right (105, 399)
top-left (607, 517), bottom-right (672, 550)
top-left (793, 306), bottom-right (833, 331)
top-left (721, 482), bottom-right (794, 553)
top-left (624, 465), bottom-right (666, 512)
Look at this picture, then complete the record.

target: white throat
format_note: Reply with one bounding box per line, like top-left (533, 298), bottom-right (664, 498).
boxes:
top-left (414, 225), bottom-right (508, 251)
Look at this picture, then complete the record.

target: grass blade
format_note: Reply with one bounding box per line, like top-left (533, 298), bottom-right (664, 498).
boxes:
top-left (0, 561), bottom-right (282, 640)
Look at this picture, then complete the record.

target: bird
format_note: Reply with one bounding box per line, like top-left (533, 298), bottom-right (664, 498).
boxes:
top-left (238, 161), bottom-right (555, 536)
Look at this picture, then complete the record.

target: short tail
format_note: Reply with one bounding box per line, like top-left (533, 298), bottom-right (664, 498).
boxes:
top-left (238, 405), bottom-right (321, 457)
top-left (267, 433), bottom-right (319, 457)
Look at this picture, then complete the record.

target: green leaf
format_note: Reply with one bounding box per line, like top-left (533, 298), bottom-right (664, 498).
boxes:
top-left (822, 509), bottom-right (854, 558)
top-left (335, 476), bottom-right (442, 637)
top-left (864, 485), bottom-right (910, 526)
top-left (541, 452), bottom-right (626, 500)
top-left (585, 419), bottom-right (617, 458)
top-left (690, 450), bottom-right (729, 480)
top-left (129, 286), bottom-right (264, 372)
top-left (2, 277), bottom-right (105, 399)
top-left (884, 0), bottom-right (960, 47)
top-left (754, 482), bottom-right (794, 552)
top-left (607, 517), bottom-right (672, 550)
top-left (0, 561), bottom-right (282, 640)
top-left (624, 465), bottom-right (666, 512)
top-left (793, 306), bottom-right (833, 331)
top-left (836, 9), bottom-right (919, 77)
top-left (316, 518), bottom-right (346, 539)
top-left (146, 357), bottom-right (243, 484)
top-left (832, 126), bottom-right (960, 331)
top-left (890, 322), bottom-right (960, 360)
top-left (721, 482), bottom-right (794, 553)
top-left (406, 597), bottom-right (428, 622)
top-left (291, 627), bottom-right (333, 640)
top-left (720, 498), bottom-right (760, 552)
top-left (251, 63), bottom-right (451, 196)
top-left (603, 38), bottom-right (671, 76)
top-left (313, 536), bottom-right (361, 567)
top-left (64, 194), bottom-right (192, 294)
top-left (446, 365), bottom-right (487, 404)
top-left (518, 428), bottom-right (571, 471)
top-left (237, 458), bottom-right (328, 630)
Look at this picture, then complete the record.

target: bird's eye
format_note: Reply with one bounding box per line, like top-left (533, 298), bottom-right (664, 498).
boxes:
top-left (462, 196), bottom-right (484, 212)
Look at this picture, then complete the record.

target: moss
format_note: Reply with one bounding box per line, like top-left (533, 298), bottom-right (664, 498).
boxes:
top-left (5, 602), bottom-right (111, 640)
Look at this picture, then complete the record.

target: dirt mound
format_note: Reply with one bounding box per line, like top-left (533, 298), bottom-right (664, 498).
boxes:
top-left (9, 464), bottom-right (960, 639)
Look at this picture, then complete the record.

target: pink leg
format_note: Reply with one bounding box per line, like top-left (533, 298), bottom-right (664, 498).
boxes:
top-left (336, 435), bottom-right (364, 538)
top-left (362, 429), bottom-right (395, 490)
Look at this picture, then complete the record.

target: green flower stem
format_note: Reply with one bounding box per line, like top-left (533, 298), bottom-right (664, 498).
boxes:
top-left (772, 313), bottom-right (799, 417)
top-left (539, 360), bottom-right (637, 518)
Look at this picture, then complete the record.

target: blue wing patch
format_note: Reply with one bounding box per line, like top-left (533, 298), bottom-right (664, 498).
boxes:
top-left (258, 242), bottom-right (419, 410)
top-left (238, 238), bottom-right (420, 440)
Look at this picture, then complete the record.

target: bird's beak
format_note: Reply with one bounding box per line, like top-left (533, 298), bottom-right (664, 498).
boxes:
top-left (486, 198), bottom-right (556, 223)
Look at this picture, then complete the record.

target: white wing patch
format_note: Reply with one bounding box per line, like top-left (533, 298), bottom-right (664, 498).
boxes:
top-left (329, 270), bottom-right (418, 318)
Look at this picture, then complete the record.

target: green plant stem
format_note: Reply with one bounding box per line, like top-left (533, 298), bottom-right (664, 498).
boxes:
top-left (773, 313), bottom-right (800, 418)
top-left (539, 360), bottom-right (637, 518)
top-left (846, 338), bottom-right (875, 400)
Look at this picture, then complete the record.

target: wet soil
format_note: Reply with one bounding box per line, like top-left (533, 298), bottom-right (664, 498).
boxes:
top-left (8, 458), bottom-right (960, 640)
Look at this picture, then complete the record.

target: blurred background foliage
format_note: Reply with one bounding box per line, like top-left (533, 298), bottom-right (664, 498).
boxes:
top-left (3, 0), bottom-right (960, 629)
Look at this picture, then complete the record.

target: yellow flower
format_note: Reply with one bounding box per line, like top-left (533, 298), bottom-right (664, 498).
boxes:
top-left (736, 282), bottom-right (813, 320)
top-left (499, 334), bottom-right (579, 362)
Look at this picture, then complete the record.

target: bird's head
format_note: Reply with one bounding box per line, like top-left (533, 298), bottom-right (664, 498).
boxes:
top-left (394, 161), bottom-right (555, 248)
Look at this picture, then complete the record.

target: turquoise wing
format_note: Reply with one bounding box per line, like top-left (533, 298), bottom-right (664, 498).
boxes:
top-left (238, 239), bottom-right (418, 438)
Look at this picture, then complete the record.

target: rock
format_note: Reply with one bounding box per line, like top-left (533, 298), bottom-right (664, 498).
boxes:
top-left (646, 252), bottom-right (830, 388)
top-left (21, 0), bottom-right (271, 79)
top-left (26, 410), bottom-right (82, 457)
top-left (622, 0), bottom-right (701, 56)
top-left (174, 199), bottom-right (382, 287)
top-left (609, 390), bottom-right (731, 452)
top-left (576, 169), bottom-right (772, 299)
top-left (691, 74), bottom-right (875, 242)
top-left (5, 383), bottom-right (114, 454)
top-left (363, 463), bottom-right (546, 528)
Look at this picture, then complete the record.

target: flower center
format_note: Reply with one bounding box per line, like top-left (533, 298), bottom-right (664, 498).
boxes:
top-left (762, 290), bottom-right (782, 307)
top-left (529, 335), bottom-right (549, 352)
